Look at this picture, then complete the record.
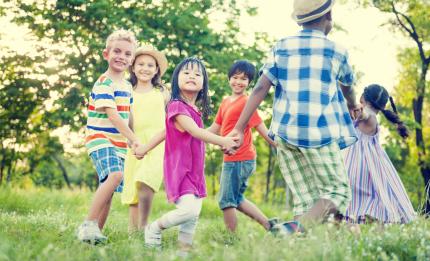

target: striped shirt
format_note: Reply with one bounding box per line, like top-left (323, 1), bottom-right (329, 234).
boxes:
top-left (85, 75), bottom-right (133, 158)
top-left (261, 29), bottom-right (357, 149)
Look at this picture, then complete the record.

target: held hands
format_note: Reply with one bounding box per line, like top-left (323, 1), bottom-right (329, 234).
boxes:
top-left (348, 103), bottom-right (362, 121)
top-left (222, 129), bottom-right (244, 155)
top-left (132, 142), bottom-right (148, 160)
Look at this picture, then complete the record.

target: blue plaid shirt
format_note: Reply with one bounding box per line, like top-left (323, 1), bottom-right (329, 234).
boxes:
top-left (261, 29), bottom-right (357, 149)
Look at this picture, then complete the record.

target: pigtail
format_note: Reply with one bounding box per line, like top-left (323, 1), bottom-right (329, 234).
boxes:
top-left (380, 101), bottom-right (409, 139)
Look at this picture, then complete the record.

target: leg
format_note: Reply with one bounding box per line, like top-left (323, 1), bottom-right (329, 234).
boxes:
top-left (223, 207), bottom-right (238, 232)
top-left (128, 204), bottom-right (138, 232)
top-left (98, 194), bottom-right (113, 230)
top-left (237, 199), bottom-right (270, 230)
top-left (178, 215), bottom-right (199, 252)
top-left (297, 198), bottom-right (338, 227)
top-left (87, 171), bottom-right (123, 222)
top-left (145, 194), bottom-right (202, 248)
top-left (137, 182), bottom-right (155, 229)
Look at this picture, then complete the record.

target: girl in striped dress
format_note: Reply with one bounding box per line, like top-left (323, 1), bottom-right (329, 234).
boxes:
top-left (344, 84), bottom-right (415, 224)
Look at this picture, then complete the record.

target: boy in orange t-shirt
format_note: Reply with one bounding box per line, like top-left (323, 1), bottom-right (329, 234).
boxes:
top-left (208, 60), bottom-right (277, 232)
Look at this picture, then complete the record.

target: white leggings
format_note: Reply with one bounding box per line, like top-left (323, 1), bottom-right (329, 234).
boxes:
top-left (158, 194), bottom-right (203, 245)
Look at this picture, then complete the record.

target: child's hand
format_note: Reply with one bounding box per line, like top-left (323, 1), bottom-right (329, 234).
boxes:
top-left (268, 138), bottom-right (278, 148)
top-left (221, 136), bottom-right (239, 155)
top-left (133, 143), bottom-right (148, 160)
top-left (223, 129), bottom-right (243, 155)
top-left (348, 103), bottom-right (362, 120)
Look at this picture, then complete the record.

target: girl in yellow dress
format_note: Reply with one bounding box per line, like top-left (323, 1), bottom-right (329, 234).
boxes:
top-left (122, 45), bottom-right (169, 232)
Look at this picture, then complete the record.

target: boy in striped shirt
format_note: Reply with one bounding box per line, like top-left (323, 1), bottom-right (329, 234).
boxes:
top-left (77, 29), bottom-right (140, 243)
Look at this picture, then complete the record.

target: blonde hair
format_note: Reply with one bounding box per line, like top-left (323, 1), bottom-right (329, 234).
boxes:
top-left (105, 29), bottom-right (138, 50)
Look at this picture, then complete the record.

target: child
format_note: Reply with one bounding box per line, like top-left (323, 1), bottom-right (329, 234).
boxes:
top-left (134, 57), bottom-right (238, 252)
top-left (344, 84), bottom-right (416, 224)
top-left (121, 45), bottom-right (169, 232)
top-left (226, 0), bottom-right (361, 233)
top-left (77, 29), bottom-right (140, 243)
top-left (207, 60), bottom-right (277, 232)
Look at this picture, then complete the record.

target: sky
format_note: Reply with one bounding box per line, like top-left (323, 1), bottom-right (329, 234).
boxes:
top-left (236, 0), bottom-right (411, 94)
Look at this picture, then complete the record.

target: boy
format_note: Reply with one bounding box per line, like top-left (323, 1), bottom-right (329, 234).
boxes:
top-left (77, 29), bottom-right (141, 243)
top-left (208, 60), bottom-right (277, 232)
top-left (227, 0), bottom-right (360, 233)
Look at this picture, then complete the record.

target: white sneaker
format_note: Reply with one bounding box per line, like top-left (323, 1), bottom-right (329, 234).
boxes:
top-left (77, 220), bottom-right (107, 244)
top-left (145, 223), bottom-right (162, 248)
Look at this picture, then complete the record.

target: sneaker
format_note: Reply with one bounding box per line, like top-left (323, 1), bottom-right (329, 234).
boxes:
top-left (270, 220), bottom-right (305, 237)
top-left (145, 223), bottom-right (162, 248)
top-left (268, 217), bottom-right (280, 230)
top-left (77, 220), bottom-right (107, 244)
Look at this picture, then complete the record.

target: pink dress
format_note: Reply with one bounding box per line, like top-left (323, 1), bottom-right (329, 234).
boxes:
top-left (344, 123), bottom-right (416, 223)
top-left (163, 100), bottom-right (207, 203)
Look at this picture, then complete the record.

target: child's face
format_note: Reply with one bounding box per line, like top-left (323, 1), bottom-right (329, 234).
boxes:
top-left (178, 63), bottom-right (204, 94)
top-left (229, 72), bottom-right (250, 95)
top-left (132, 54), bottom-right (158, 83)
top-left (103, 40), bottom-right (134, 73)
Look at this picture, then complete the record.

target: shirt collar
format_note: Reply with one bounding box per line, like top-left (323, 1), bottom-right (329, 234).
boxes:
top-left (299, 29), bottom-right (327, 38)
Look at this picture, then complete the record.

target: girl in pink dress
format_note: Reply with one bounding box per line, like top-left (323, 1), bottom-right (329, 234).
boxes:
top-left (344, 84), bottom-right (415, 224)
top-left (134, 57), bottom-right (237, 253)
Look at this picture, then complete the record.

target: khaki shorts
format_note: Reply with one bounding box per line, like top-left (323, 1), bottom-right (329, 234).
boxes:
top-left (275, 136), bottom-right (351, 216)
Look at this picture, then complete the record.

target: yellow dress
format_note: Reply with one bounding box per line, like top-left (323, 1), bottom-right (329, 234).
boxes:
top-left (121, 88), bottom-right (165, 205)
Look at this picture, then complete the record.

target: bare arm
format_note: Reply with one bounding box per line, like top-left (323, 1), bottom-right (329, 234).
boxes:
top-left (206, 122), bottom-right (221, 135)
top-left (235, 75), bottom-right (272, 132)
top-left (105, 107), bottom-right (139, 145)
top-left (340, 83), bottom-right (359, 119)
top-left (254, 122), bottom-right (277, 147)
top-left (356, 107), bottom-right (378, 135)
top-left (134, 130), bottom-right (166, 158)
top-left (128, 109), bottom-right (134, 131)
top-left (176, 115), bottom-right (237, 149)
top-left (227, 75), bottom-right (272, 148)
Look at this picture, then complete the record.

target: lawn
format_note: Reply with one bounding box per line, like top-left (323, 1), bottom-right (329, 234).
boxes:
top-left (0, 187), bottom-right (429, 260)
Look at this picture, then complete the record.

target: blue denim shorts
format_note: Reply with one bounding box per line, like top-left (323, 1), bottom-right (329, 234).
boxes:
top-left (218, 160), bottom-right (256, 210)
top-left (89, 147), bottom-right (124, 192)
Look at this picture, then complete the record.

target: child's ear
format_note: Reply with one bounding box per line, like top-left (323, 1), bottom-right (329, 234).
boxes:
top-left (102, 48), bottom-right (109, 60)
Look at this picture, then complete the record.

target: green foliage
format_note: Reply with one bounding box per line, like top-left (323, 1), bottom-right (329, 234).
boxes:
top-left (1, 188), bottom-right (430, 260)
top-left (0, 0), bottom-right (270, 191)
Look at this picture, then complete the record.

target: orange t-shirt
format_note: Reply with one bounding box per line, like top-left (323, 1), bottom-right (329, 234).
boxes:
top-left (215, 95), bottom-right (262, 162)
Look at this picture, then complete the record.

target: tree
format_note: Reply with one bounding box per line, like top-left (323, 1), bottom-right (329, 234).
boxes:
top-left (1, 0), bottom-right (270, 191)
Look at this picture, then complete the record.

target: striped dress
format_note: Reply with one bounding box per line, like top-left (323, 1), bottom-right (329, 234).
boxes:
top-left (344, 123), bottom-right (416, 224)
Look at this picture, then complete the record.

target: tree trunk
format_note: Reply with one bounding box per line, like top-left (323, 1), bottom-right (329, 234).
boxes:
top-left (413, 63), bottom-right (429, 215)
top-left (52, 154), bottom-right (71, 189)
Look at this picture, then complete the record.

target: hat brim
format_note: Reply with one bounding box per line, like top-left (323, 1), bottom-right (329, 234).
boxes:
top-left (134, 49), bottom-right (168, 77)
top-left (292, 0), bottom-right (335, 24)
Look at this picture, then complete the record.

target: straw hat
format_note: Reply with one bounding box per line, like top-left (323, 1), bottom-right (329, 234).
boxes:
top-left (134, 45), bottom-right (168, 77)
top-left (292, 0), bottom-right (335, 24)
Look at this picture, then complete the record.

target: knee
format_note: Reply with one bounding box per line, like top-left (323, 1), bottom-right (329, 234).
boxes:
top-left (109, 172), bottom-right (123, 185)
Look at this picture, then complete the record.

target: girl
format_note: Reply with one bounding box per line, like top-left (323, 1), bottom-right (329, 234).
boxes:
top-left (134, 57), bottom-right (238, 253)
top-left (121, 45), bottom-right (169, 232)
top-left (344, 84), bottom-right (416, 224)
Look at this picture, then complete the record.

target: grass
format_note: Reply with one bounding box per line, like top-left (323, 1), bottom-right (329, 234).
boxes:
top-left (0, 187), bottom-right (429, 261)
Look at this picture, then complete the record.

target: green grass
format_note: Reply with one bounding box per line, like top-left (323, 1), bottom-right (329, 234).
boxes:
top-left (0, 187), bottom-right (429, 261)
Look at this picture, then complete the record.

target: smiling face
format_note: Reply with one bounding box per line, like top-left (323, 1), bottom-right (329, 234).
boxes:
top-left (229, 72), bottom-right (250, 95)
top-left (178, 63), bottom-right (204, 95)
top-left (132, 54), bottom-right (158, 84)
top-left (103, 39), bottom-right (134, 73)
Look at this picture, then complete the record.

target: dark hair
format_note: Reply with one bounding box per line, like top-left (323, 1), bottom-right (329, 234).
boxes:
top-left (363, 84), bottom-right (408, 139)
top-left (129, 54), bottom-right (164, 91)
top-left (170, 57), bottom-right (211, 119)
top-left (228, 60), bottom-right (256, 83)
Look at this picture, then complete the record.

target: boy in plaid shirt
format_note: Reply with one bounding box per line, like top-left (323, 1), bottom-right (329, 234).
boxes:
top-left (228, 0), bottom-right (360, 233)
